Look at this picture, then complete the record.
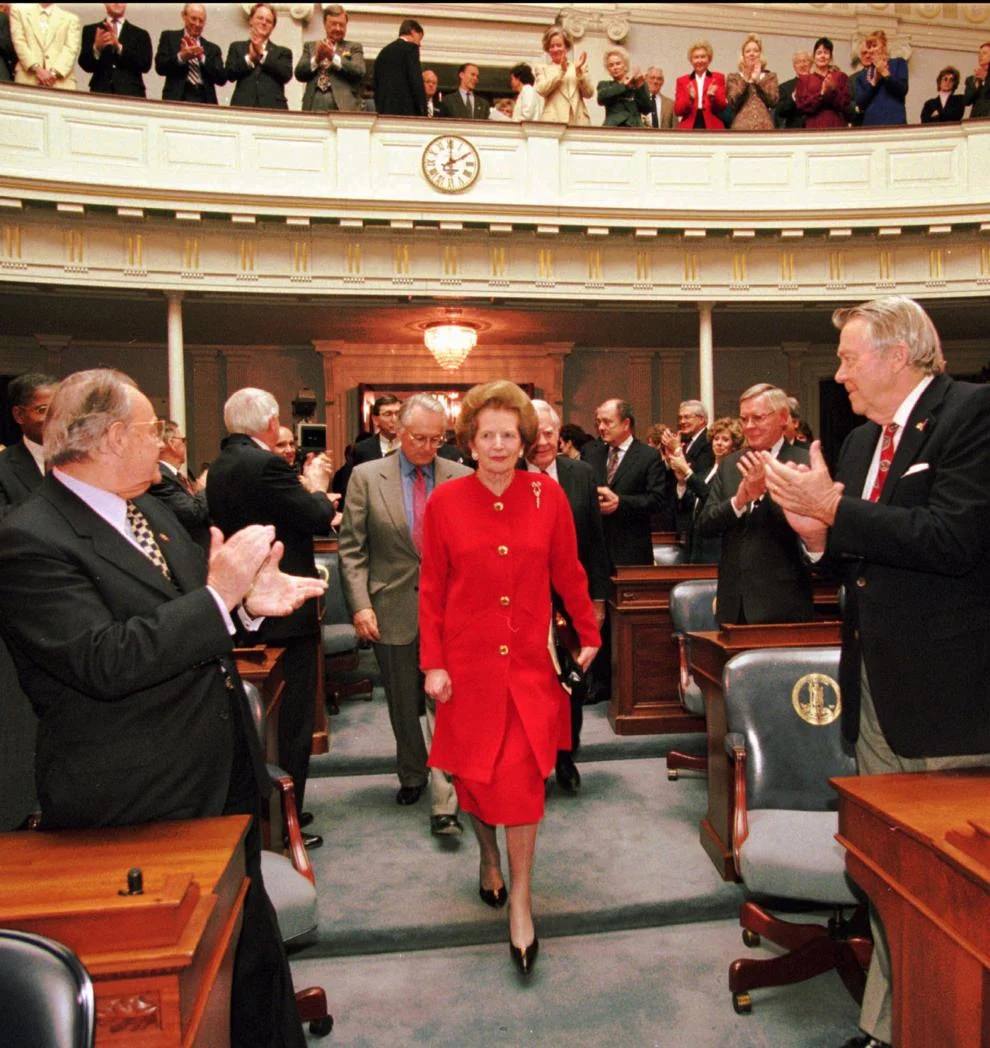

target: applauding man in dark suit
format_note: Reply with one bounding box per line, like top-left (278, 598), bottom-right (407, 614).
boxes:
top-left (0, 372), bottom-right (57, 521)
top-left (79, 3), bottom-right (151, 97)
top-left (763, 298), bottom-right (990, 1048)
top-left (226, 2), bottom-right (292, 110)
top-left (0, 368), bottom-right (323, 1048)
top-left (527, 400), bottom-right (608, 793)
top-left (698, 383), bottom-right (813, 625)
top-left (155, 3), bottom-right (226, 105)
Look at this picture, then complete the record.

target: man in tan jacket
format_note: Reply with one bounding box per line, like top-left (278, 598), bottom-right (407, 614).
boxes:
top-left (338, 394), bottom-right (471, 836)
top-left (11, 3), bottom-right (80, 89)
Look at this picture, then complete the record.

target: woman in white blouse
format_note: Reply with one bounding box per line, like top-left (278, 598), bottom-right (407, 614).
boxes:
top-left (509, 62), bottom-right (543, 121)
top-left (533, 25), bottom-right (593, 125)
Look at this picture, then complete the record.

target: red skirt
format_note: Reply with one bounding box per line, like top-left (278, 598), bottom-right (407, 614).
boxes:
top-left (453, 698), bottom-right (545, 826)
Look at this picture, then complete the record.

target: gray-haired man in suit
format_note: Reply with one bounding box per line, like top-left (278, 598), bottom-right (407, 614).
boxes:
top-left (339, 394), bottom-right (472, 835)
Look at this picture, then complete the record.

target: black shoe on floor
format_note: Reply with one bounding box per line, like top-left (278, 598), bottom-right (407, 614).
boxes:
top-left (430, 814), bottom-right (464, 836)
top-left (840, 1036), bottom-right (891, 1048)
top-left (284, 830), bottom-right (323, 850)
top-left (509, 937), bottom-right (539, 975)
top-left (555, 755), bottom-right (581, 795)
top-left (396, 785), bottom-right (425, 805)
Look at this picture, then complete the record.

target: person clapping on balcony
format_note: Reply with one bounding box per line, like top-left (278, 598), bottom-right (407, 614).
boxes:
top-left (596, 46), bottom-right (651, 127)
top-left (725, 33), bottom-right (778, 130)
top-left (674, 40), bottom-right (727, 129)
top-left (226, 2), bottom-right (291, 110)
top-left (795, 37), bottom-right (850, 129)
top-left (920, 66), bottom-right (965, 123)
top-left (963, 43), bottom-right (990, 120)
top-left (296, 3), bottom-right (364, 113)
top-left (853, 29), bottom-right (907, 126)
top-left (534, 25), bottom-right (593, 126)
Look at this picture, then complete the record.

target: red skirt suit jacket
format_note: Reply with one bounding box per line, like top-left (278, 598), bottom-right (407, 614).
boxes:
top-left (674, 70), bottom-right (727, 129)
top-left (419, 473), bottom-right (600, 783)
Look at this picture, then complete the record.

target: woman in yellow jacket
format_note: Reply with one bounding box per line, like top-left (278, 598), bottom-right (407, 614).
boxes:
top-left (534, 25), bottom-right (593, 125)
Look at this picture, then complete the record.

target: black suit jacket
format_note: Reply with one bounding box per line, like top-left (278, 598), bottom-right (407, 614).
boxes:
top-left (226, 39), bottom-right (292, 110)
top-left (554, 456), bottom-right (610, 600)
top-left (207, 434), bottom-right (333, 642)
top-left (827, 374), bottom-right (990, 758)
top-left (698, 442), bottom-right (814, 625)
top-left (0, 12), bottom-right (15, 82)
top-left (584, 438), bottom-right (667, 566)
top-left (0, 441), bottom-right (43, 521)
top-left (439, 91), bottom-right (490, 120)
top-left (79, 19), bottom-right (152, 97)
top-left (919, 94), bottom-right (965, 123)
top-left (773, 75), bottom-right (804, 128)
top-left (673, 430), bottom-right (715, 539)
top-left (352, 433), bottom-right (390, 466)
top-left (156, 29), bottom-right (226, 104)
top-left (148, 462), bottom-right (211, 550)
top-left (0, 475), bottom-right (267, 830)
top-left (373, 37), bottom-right (426, 116)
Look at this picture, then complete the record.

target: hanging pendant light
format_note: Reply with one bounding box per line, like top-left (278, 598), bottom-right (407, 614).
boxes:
top-left (423, 312), bottom-right (477, 370)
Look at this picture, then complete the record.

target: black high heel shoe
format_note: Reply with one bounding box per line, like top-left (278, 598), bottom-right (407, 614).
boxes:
top-left (479, 883), bottom-right (508, 909)
top-left (509, 937), bottom-right (539, 975)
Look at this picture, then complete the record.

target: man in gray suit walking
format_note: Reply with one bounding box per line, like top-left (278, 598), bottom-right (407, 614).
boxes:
top-left (338, 394), bottom-right (472, 835)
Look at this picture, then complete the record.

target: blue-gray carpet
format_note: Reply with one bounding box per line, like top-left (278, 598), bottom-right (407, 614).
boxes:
top-left (291, 655), bottom-right (860, 1044)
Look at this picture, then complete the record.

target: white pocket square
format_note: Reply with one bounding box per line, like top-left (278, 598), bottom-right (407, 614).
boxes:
top-left (903, 462), bottom-right (930, 477)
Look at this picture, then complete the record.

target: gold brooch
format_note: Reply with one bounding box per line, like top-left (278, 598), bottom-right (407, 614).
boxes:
top-left (915, 419), bottom-right (928, 432)
top-left (531, 481), bottom-right (542, 509)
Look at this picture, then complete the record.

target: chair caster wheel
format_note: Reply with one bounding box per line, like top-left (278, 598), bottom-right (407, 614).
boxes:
top-left (667, 769), bottom-right (678, 781)
top-left (732, 992), bottom-right (752, 1015)
top-left (742, 928), bottom-right (761, 948)
top-left (309, 1015), bottom-right (334, 1036)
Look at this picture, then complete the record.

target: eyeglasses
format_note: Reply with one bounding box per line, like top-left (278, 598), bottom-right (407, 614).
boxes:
top-left (406, 433), bottom-right (445, 448)
top-left (739, 411), bottom-right (774, 426)
top-left (130, 419), bottom-right (166, 440)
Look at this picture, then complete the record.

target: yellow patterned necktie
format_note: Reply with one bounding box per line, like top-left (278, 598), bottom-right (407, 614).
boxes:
top-left (126, 501), bottom-right (173, 581)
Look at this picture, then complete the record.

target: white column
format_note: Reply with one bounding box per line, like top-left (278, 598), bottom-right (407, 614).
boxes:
top-left (698, 302), bottom-right (714, 420)
top-left (165, 292), bottom-right (186, 431)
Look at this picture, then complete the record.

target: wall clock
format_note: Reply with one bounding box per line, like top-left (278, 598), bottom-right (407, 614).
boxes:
top-left (421, 135), bottom-right (480, 194)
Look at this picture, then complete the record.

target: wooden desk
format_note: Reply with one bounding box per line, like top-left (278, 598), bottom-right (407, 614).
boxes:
top-left (833, 771), bottom-right (990, 1048)
top-left (234, 646), bottom-right (285, 765)
top-left (607, 564), bottom-right (717, 736)
top-left (689, 621), bottom-right (842, 880)
top-left (0, 815), bottom-right (250, 1047)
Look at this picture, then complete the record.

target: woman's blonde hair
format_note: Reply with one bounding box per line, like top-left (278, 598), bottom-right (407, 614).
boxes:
top-left (738, 33), bottom-right (765, 72)
top-left (709, 417), bottom-right (744, 451)
top-left (603, 46), bottom-right (629, 73)
top-left (542, 25), bottom-right (572, 54)
top-left (687, 40), bottom-right (713, 63)
top-left (455, 380), bottom-right (538, 452)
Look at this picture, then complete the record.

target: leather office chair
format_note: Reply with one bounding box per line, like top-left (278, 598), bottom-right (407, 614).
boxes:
top-left (653, 543), bottom-right (687, 566)
top-left (313, 550), bottom-right (373, 711)
top-left (722, 646), bottom-right (871, 1014)
top-left (666, 579), bottom-right (718, 780)
top-left (244, 683), bottom-right (333, 1038)
top-left (0, 929), bottom-right (95, 1048)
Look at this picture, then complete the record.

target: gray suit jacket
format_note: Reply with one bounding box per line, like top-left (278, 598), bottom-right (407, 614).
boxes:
top-left (295, 37), bottom-right (364, 111)
top-left (338, 453), bottom-right (471, 645)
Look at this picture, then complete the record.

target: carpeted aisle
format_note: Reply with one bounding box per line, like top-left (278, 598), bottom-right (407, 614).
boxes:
top-left (291, 658), bottom-right (860, 1045)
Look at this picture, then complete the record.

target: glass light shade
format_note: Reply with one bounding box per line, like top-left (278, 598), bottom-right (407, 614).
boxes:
top-left (423, 323), bottom-right (477, 370)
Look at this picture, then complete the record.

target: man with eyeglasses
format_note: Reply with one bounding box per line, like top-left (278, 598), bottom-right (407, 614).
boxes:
top-left (339, 394), bottom-right (471, 835)
top-left (149, 418), bottom-right (210, 549)
top-left (697, 382), bottom-right (813, 625)
top-left (0, 372), bottom-right (58, 521)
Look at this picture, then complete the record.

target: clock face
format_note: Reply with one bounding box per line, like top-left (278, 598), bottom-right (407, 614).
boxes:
top-left (422, 135), bottom-right (480, 194)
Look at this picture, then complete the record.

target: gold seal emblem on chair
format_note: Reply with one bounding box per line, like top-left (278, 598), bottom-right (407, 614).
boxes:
top-left (791, 673), bottom-right (841, 726)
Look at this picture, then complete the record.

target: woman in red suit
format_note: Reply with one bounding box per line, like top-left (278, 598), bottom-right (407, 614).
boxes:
top-left (674, 39), bottom-right (727, 129)
top-left (420, 381), bottom-right (599, 975)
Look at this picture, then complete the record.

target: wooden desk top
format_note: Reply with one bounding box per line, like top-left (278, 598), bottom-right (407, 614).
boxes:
top-left (0, 815), bottom-right (250, 975)
top-left (690, 620), bottom-right (842, 653)
top-left (234, 645), bottom-right (285, 681)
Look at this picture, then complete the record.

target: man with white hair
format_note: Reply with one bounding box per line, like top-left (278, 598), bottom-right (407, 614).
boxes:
top-left (763, 297), bottom-right (990, 1048)
top-left (207, 387), bottom-right (336, 847)
top-left (339, 394), bottom-right (471, 833)
top-left (527, 400), bottom-right (608, 793)
top-left (643, 66), bottom-right (675, 128)
top-left (0, 368), bottom-right (323, 1048)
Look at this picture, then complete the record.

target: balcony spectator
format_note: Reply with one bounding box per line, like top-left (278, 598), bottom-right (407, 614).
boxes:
top-left (597, 46), bottom-right (650, 128)
top-left (0, 5), bottom-right (13, 81)
top-left (643, 66), bottom-right (675, 129)
top-left (853, 30), bottom-right (907, 126)
top-left (489, 97), bottom-right (515, 121)
top-left (296, 3), bottom-right (364, 113)
top-left (726, 33), bottom-right (778, 130)
top-left (225, 2), bottom-right (291, 110)
top-left (921, 66), bottom-right (964, 123)
top-left (774, 51), bottom-right (811, 128)
top-left (155, 4), bottom-right (226, 105)
top-left (534, 25), bottom-right (593, 126)
top-left (373, 18), bottom-right (426, 117)
top-left (674, 40), bottom-right (726, 129)
top-left (795, 37), bottom-right (850, 129)
top-left (10, 2), bottom-right (80, 90)
top-left (963, 41), bottom-right (990, 119)
top-left (79, 3), bottom-right (151, 98)
top-left (422, 68), bottom-right (440, 116)
top-left (509, 62), bottom-right (542, 121)
top-left (439, 62), bottom-right (490, 120)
